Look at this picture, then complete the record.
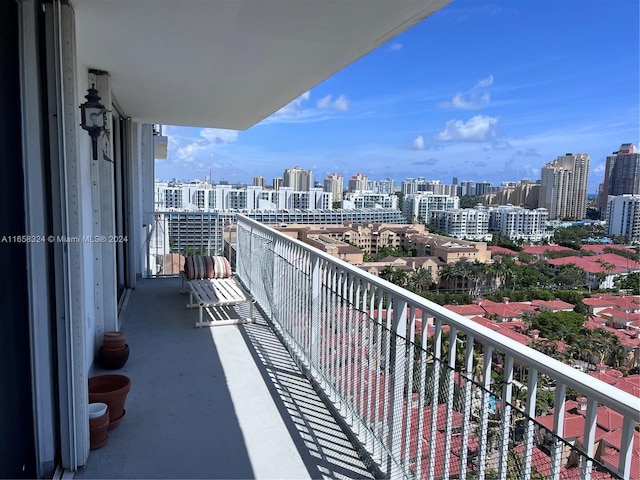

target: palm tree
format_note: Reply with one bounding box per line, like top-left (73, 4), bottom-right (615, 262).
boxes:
top-left (390, 268), bottom-right (408, 288)
top-left (380, 265), bottom-right (395, 283)
top-left (408, 268), bottom-right (433, 295)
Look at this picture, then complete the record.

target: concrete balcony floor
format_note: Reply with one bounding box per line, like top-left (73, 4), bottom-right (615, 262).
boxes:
top-left (74, 277), bottom-right (374, 480)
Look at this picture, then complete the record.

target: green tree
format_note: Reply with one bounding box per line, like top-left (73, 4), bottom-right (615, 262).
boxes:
top-left (553, 265), bottom-right (586, 289)
top-left (459, 195), bottom-right (479, 209)
top-left (614, 272), bottom-right (640, 295)
top-left (530, 311), bottom-right (585, 341)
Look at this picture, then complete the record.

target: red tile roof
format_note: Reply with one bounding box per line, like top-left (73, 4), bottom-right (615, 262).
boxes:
top-left (489, 245), bottom-right (519, 256)
top-left (547, 253), bottom-right (640, 274)
top-left (481, 303), bottom-right (522, 319)
top-left (581, 244), bottom-right (635, 254)
top-left (522, 245), bottom-right (574, 255)
top-left (583, 297), bottom-right (617, 308)
top-left (531, 299), bottom-right (575, 311)
top-left (444, 304), bottom-right (485, 317)
top-left (598, 308), bottom-right (639, 322)
top-left (613, 296), bottom-right (640, 311)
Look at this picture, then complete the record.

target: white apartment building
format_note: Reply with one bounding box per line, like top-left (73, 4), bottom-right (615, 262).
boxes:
top-left (429, 208), bottom-right (491, 241)
top-left (367, 178), bottom-right (396, 194)
top-left (606, 194), bottom-right (640, 242)
top-left (156, 182), bottom-right (331, 211)
top-left (484, 205), bottom-right (550, 242)
top-left (539, 153), bottom-right (590, 220)
top-left (155, 180), bottom-right (214, 210)
top-left (342, 192), bottom-right (398, 210)
top-left (401, 177), bottom-right (426, 195)
top-left (402, 193), bottom-right (459, 223)
top-left (401, 177), bottom-right (459, 196)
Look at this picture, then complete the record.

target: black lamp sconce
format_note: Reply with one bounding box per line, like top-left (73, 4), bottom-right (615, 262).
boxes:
top-left (79, 84), bottom-right (107, 160)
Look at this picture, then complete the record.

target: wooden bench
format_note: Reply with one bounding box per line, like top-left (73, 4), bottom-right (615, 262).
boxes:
top-left (179, 256), bottom-right (253, 327)
top-left (186, 277), bottom-right (254, 328)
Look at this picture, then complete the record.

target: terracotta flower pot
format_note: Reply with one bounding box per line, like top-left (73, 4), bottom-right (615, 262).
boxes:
top-left (89, 409), bottom-right (110, 450)
top-left (97, 344), bottom-right (130, 370)
top-left (102, 332), bottom-right (126, 350)
top-left (88, 374), bottom-right (131, 430)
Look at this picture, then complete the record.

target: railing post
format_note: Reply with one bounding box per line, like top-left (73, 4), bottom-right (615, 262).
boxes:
top-left (442, 326), bottom-right (458, 480)
top-left (619, 416), bottom-right (635, 479)
top-left (498, 355), bottom-right (514, 480)
top-left (580, 397), bottom-right (597, 480)
top-left (310, 254), bottom-right (321, 368)
top-left (388, 296), bottom-right (407, 479)
top-left (550, 383), bottom-right (566, 480)
top-left (459, 333), bottom-right (475, 479)
top-left (522, 367), bottom-right (538, 480)
top-left (428, 318), bottom-right (443, 480)
top-left (478, 344), bottom-right (493, 480)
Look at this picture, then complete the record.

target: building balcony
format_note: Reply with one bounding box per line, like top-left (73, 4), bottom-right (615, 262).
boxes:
top-left (75, 276), bottom-right (374, 480)
top-left (138, 214), bottom-right (639, 479)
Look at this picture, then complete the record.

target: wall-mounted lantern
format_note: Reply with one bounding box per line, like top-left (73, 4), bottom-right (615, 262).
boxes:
top-left (79, 84), bottom-right (106, 160)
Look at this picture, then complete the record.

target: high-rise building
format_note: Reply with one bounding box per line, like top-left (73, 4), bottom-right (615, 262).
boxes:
top-left (253, 176), bottom-right (265, 188)
top-left (402, 193), bottom-right (459, 223)
top-left (368, 178), bottom-right (396, 194)
top-left (478, 204), bottom-right (550, 242)
top-left (272, 177), bottom-right (284, 190)
top-left (600, 143), bottom-right (640, 218)
top-left (283, 166), bottom-right (313, 191)
top-left (539, 153), bottom-right (590, 220)
top-left (460, 181), bottom-right (476, 196)
top-left (428, 208), bottom-right (490, 240)
top-left (475, 181), bottom-right (495, 196)
top-left (605, 194), bottom-right (640, 242)
top-left (323, 173), bottom-right (344, 202)
top-left (347, 173), bottom-right (368, 193)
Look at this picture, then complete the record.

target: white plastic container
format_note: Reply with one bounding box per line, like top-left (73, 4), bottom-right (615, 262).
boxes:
top-left (88, 402), bottom-right (108, 419)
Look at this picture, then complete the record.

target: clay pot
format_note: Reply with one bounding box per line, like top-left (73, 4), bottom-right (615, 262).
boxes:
top-left (88, 374), bottom-right (131, 430)
top-left (102, 332), bottom-right (126, 350)
top-left (89, 408), bottom-right (110, 450)
top-left (97, 344), bottom-right (130, 370)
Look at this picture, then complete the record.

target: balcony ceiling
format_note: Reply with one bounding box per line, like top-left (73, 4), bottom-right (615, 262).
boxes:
top-left (73, 0), bottom-right (450, 129)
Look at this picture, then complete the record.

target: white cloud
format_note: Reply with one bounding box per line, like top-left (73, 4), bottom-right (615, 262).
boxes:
top-left (274, 91), bottom-right (311, 117)
top-left (200, 128), bottom-right (238, 144)
top-left (410, 135), bottom-right (425, 150)
top-left (317, 94), bottom-right (350, 111)
top-left (435, 115), bottom-right (498, 142)
top-left (439, 75), bottom-right (493, 110)
top-left (593, 164), bottom-right (606, 174)
top-left (474, 75), bottom-right (494, 89)
top-left (387, 42), bottom-right (403, 51)
top-left (450, 92), bottom-right (491, 110)
top-left (167, 126), bottom-right (239, 166)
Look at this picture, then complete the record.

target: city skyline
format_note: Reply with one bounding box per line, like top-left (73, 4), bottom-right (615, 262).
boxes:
top-left (156, 0), bottom-right (639, 195)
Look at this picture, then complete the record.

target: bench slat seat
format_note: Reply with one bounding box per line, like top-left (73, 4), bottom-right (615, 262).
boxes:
top-left (186, 278), bottom-right (254, 328)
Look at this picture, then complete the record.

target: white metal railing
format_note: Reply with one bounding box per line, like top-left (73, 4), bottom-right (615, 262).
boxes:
top-left (236, 215), bottom-right (640, 480)
top-left (143, 211), bottom-right (234, 277)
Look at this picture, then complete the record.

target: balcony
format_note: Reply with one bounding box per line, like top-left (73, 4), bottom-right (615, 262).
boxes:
top-left (131, 214), bottom-right (640, 479)
top-left (74, 276), bottom-right (374, 479)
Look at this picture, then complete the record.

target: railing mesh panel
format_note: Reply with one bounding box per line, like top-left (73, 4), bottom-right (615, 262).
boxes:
top-left (234, 218), bottom-right (632, 480)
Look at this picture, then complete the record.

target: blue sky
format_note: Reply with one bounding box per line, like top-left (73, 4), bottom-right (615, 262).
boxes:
top-left (157, 0), bottom-right (639, 195)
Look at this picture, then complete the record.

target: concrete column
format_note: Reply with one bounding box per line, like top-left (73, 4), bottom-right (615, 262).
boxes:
top-left (90, 71), bottom-right (118, 338)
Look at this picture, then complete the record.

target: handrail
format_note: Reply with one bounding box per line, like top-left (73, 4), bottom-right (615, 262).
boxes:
top-left (236, 214), bottom-right (639, 480)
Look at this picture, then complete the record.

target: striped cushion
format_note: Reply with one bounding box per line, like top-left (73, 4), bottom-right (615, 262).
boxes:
top-left (184, 256), bottom-right (231, 280)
